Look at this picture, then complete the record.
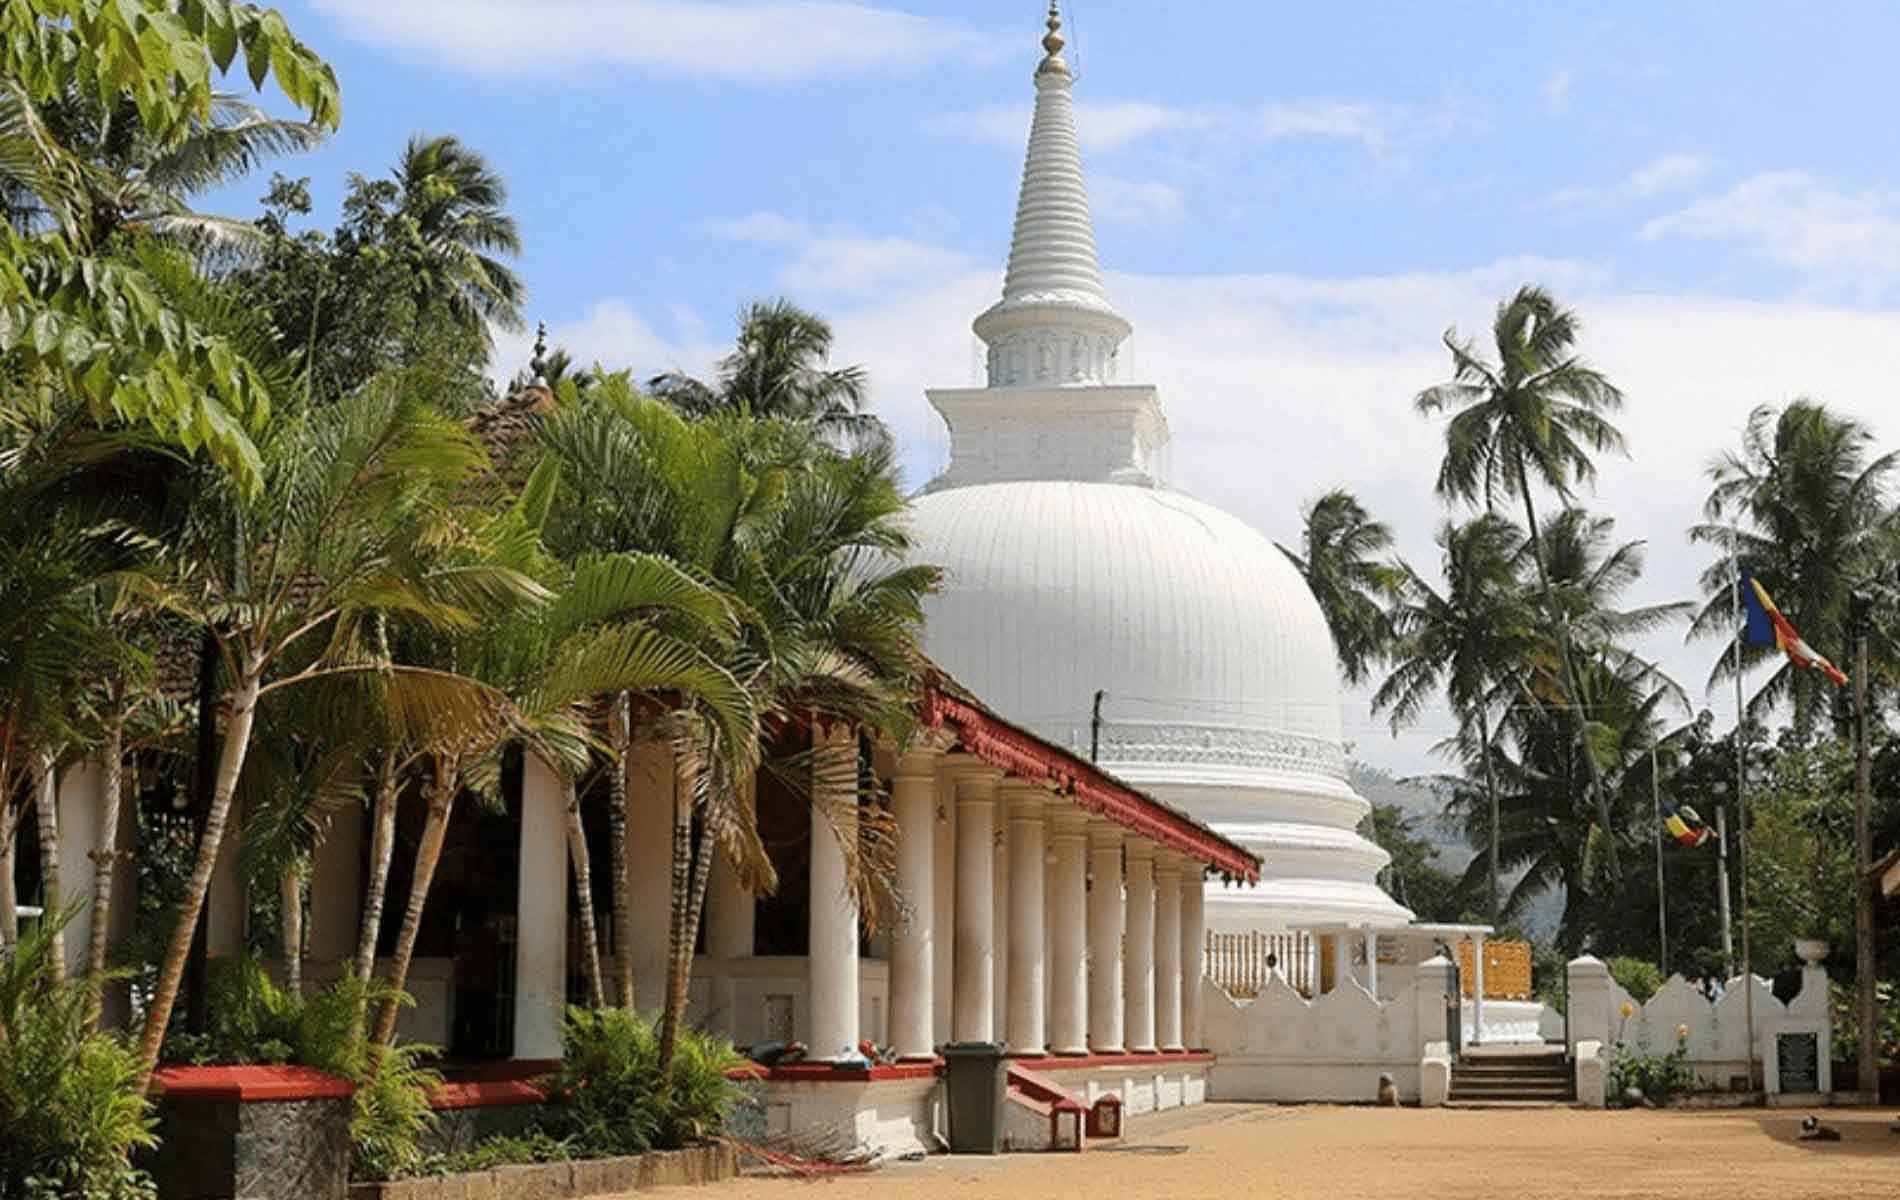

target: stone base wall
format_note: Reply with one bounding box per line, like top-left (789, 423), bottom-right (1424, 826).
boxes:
top-left (147, 1096), bottom-right (352, 1200)
top-left (353, 1145), bottom-right (737, 1200)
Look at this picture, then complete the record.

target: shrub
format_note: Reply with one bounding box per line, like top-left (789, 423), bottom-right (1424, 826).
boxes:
top-left (418, 1133), bottom-right (573, 1176)
top-left (1606, 1031), bottom-right (1693, 1105)
top-left (158, 957), bottom-right (442, 1183)
top-left (1605, 956), bottom-right (1664, 1003)
top-left (537, 1008), bottom-right (745, 1157)
top-left (0, 910), bottom-right (157, 1200)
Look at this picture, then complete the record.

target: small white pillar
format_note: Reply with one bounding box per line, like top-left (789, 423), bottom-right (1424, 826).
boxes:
top-left (703, 774), bottom-right (756, 1040)
top-left (888, 744), bottom-right (942, 1061)
top-left (625, 737), bottom-right (674, 1013)
top-left (1047, 806), bottom-right (1090, 1056)
top-left (55, 762), bottom-right (103, 980)
top-left (1087, 820), bottom-right (1125, 1054)
top-left (1364, 928), bottom-right (1379, 999)
top-left (807, 724), bottom-right (860, 1062)
top-left (1470, 933), bottom-right (1487, 1045)
top-left (1154, 852), bottom-right (1184, 1052)
top-left (991, 788), bottom-right (1010, 1040)
top-left (307, 798), bottom-right (365, 965)
top-left (1004, 784), bottom-right (1047, 1056)
top-left (514, 753), bottom-right (569, 1060)
top-left (931, 768), bottom-right (956, 1048)
top-left (949, 758), bottom-right (999, 1043)
top-left (1182, 867), bottom-right (1206, 1049)
top-left (1123, 839), bottom-right (1157, 1053)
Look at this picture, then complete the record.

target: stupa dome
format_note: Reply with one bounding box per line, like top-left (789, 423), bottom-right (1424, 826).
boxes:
top-left (906, 3), bottom-right (1410, 930)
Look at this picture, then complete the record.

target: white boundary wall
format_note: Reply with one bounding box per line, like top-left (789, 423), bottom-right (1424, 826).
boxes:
top-left (1203, 957), bottom-right (1455, 1103)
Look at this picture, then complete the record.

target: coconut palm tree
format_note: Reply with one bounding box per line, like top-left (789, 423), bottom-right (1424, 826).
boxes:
top-left (1689, 400), bottom-right (1900, 729)
top-left (1376, 514), bottom-right (1530, 923)
top-left (649, 298), bottom-right (887, 450)
top-left (385, 133), bottom-right (526, 334)
top-left (1415, 285), bottom-right (1629, 878)
top-left (1277, 489), bottom-right (1401, 686)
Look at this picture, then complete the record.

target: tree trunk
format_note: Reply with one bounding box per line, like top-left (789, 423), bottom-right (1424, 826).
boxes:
top-left (371, 757), bottom-right (459, 1053)
top-left (0, 794), bottom-right (17, 949)
top-left (85, 709), bottom-right (126, 1028)
top-left (1514, 454), bottom-right (1622, 881)
top-left (31, 751), bottom-right (63, 986)
top-left (609, 692), bottom-right (634, 1009)
top-left (563, 772), bottom-right (607, 1009)
top-left (1477, 706), bottom-right (1501, 926)
top-left (280, 867), bottom-right (303, 996)
top-left (668, 817), bottom-right (717, 1058)
top-left (135, 667), bottom-right (264, 1089)
top-left (356, 753), bottom-right (399, 985)
top-left (658, 715), bottom-right (698, 1067)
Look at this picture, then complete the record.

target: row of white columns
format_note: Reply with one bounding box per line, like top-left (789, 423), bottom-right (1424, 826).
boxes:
top-left (873, 748), bottom-right (1207, 1063)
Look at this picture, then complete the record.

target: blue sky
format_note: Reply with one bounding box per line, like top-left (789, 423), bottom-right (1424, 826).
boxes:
top-left (232, 1), bottom-right (1900, 773)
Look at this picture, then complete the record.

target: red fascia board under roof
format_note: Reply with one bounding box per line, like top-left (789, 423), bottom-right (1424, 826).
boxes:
top-left (919, 680), bottom-right (1260, 883)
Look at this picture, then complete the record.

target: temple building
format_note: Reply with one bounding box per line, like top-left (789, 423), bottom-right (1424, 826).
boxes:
top-left (905, 6), bottom-right (1411, 937)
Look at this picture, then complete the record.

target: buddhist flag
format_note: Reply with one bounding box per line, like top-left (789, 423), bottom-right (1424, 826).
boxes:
top-left (1741, 569), bottom-right (1848, 686)
top-left (1662, 800), bottom-right (1713, 849)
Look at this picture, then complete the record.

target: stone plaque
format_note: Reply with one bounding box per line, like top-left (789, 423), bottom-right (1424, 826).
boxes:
top-left (1776, 1031), bottom-right (1819, 1094)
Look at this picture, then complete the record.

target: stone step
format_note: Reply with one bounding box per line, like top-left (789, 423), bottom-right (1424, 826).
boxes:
top-left (1448, 1087), bottom-right (1575, 1102)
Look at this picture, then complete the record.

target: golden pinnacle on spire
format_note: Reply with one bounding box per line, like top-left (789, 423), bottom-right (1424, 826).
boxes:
top-left (1038, 0), bottom-right (1068, 75)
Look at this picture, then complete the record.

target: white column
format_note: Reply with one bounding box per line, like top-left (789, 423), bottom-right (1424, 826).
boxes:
top-left (1005, 785), bottom-right (1046, 1056)
top-left (949, 757), bottom-right (999, 1043)
top-left (1364, 929), bottom-right (1379, 999)
top-left (1182, 867), bottom-right (1206, 1050)
top-left (514, 753), bottom-right (568, 1060)
top-left (1047, 806), bottom-right (1090, 1056)
top-left (55, 762), bottom-right (103, 980)
top-left (703, 775), bottom-right (755, 1040)
top-left (991, 788), bottom-right (1010, 1039)
top-left (1154, 852), bottom-right (1183, 1053)
top-left (1123, 840), bottom-right (1157, 1053)
top-left (1470, 933), bottom-right (1486, 1045)
top-left (889, 745), bottom-right (942, 1061)
top-left (307, 799), bottom-right (365, 964)
top-left (931, 767), bottom-right (956, 1048)
top-left (808, 724), bottom-right (859, 1062)
top-left (625, 737), bottom-right (674, 1013)
top-left (1087, 820), bottom-right (1124, 1054)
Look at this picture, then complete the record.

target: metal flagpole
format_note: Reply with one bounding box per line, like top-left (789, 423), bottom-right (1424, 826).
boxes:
top-left (1652, 743), bottom-right (1668, 976)
top-left (1715, 805), bottom-right (1734, 977)
top-left (1733, 551), bottom-right (1757, 1092)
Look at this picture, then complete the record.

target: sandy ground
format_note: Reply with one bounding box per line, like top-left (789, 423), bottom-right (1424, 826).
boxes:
top-left (685, 1105), bottom-right (1900, 1200)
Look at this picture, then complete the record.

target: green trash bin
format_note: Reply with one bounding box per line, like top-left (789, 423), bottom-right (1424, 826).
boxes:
top-left (942, 1041), bottom-right (1006, 1154)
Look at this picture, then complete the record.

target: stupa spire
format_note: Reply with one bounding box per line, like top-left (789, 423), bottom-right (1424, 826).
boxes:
top-left (972, 1), bottom-right (1131, 389)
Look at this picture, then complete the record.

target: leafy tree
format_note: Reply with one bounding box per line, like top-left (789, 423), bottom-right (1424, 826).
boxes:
top-left (1364, 802), bottom-right (1478, 924)
top-left (1277, 489), bottom-right (1399, 686)
top-left (1416, 285), bottom-right (1630, 878)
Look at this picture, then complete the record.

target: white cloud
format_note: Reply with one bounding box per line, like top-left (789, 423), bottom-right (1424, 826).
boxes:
top-left (1542, 68), bottom-right (1575, 115)
top-left (489, 299), bottom-right (723, 387)
top-left (1642, 171), bottom-right (1900, 295)
top-left (310, 0), bottom-right (998, 80)
top-left (702, 210), bottom-right (974, 298)
top-left (1546, 152), bottom-right (1710, 211)
top-left (1090, 175), bottom-right (1185, 227)
top-left (1623, 153), bottom-right (1710, 198)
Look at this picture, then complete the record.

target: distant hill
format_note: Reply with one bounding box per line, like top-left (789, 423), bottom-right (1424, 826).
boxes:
top-left (1350, 762), bottom-right (1563, 944)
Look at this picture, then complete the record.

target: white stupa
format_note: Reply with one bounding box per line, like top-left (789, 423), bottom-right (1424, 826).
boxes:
top-left (907, 4), bottom-right (1411, 934)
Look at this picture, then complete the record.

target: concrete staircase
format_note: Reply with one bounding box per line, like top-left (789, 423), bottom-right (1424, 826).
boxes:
top-left (1448, 1046), bottom-right (1574, 1105)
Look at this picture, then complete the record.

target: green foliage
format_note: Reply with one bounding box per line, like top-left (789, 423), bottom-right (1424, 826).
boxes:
top-left (1605, 956), bottom-right (1665, 1003)
top-left (1606, 1034), bottom-right (1693, 1105)
top-left (1830, 979), bottom-right (1899, 1067)
top-left (1750, 740), bottom-right (1857, 972)
top-left (352, 1041), bottom-right (444, 1183)
top-left (156, 958), bottom-right (443, 1184)
top-left (416, 1133), bottom-right (573, 1177)
top-left (538, 1008), bottom-right (745, 1158)
top-left (0, 912), bottom-right (156, 1200)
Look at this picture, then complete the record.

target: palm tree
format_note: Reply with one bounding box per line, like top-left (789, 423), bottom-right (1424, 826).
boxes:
top-left (1278, 489), bottom-right (1401, 686)
top-left (1376, 515), bottom-right (1530, 923)
top-left (386, 133), bottom-right (525, 333)
top-left (1415, 285), bottom-right (1629, 878)
top-left (1689, 400), bottom-right (1900, 729)
top-left (650, 299), bottom-right (887, 450)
